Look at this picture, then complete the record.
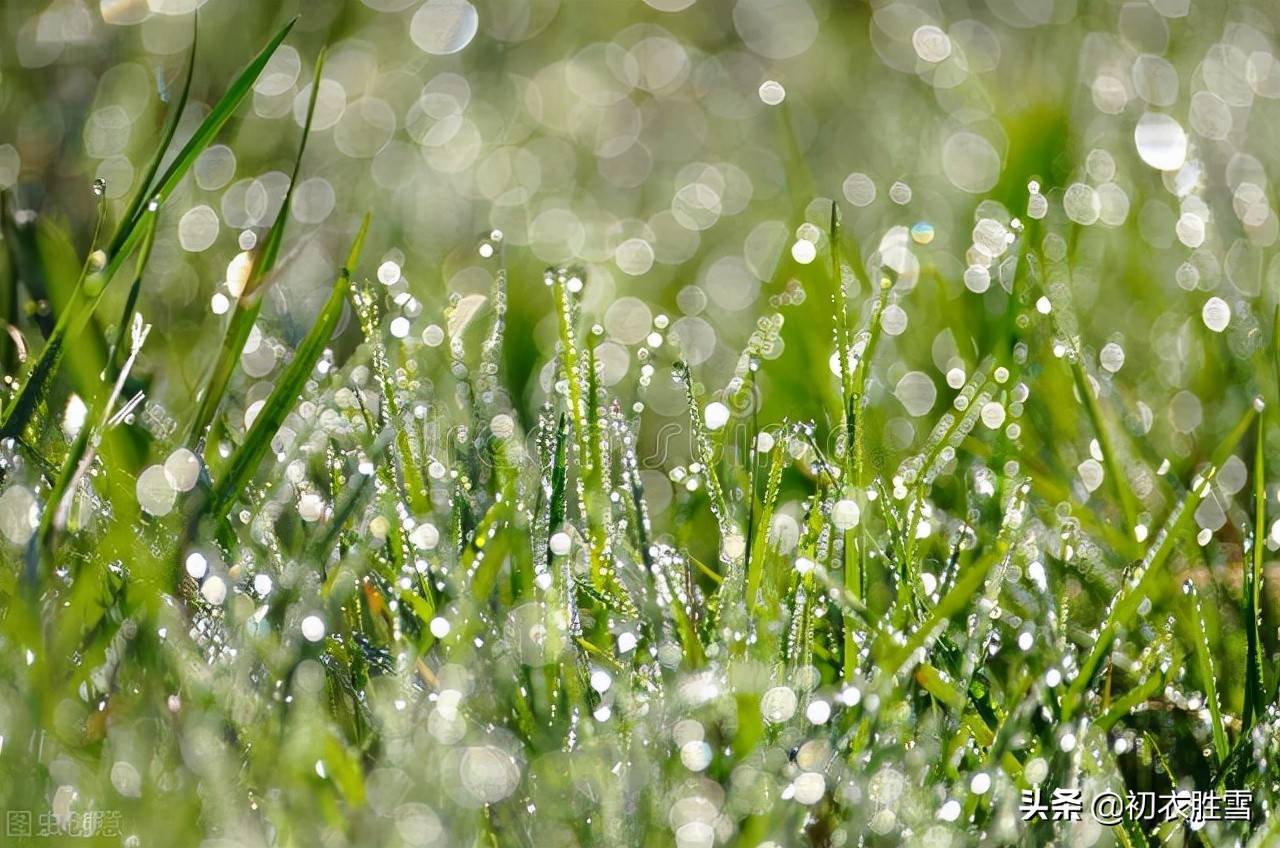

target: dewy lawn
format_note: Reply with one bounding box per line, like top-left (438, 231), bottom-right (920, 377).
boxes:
top-left (0, 1), bottom-right (1278, 846)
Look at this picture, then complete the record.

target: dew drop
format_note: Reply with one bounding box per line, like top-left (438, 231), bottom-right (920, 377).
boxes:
top-left (761, 686), bottom-right (797, 723)
top-left (704, 401), bottom-right (730, 430)
top-left (1134, 112), bottom-right (1189, 171)
top-left (301, 615), bottom-right (326, 642)
top-left (758, 79), bottom-right (786, 105)
top-left (1202, 297), bottom-right (1230, 332)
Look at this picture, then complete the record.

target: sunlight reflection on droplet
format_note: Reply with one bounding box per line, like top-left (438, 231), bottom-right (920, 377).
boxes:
top-left (942, 132), bottom-right (1000, 194)
top-left (136, 465), bottom-right (176, 516)
top-left (843, 172), bottom-right (876, 207)
top-left (164, 448), bottom-right (200, 492)
top-left (411, 0), bottom-right (480, 56)
top-left (1134, 112), bottom-right (1189, 171)
top-left (178, 205), bottom-right (219, 252)
top-left (0, 487), bottom-right (38, 546)
top-left (1202, 296), bottom-right (1230, 332)
top-left (758, 80), bottom-right (785, 105)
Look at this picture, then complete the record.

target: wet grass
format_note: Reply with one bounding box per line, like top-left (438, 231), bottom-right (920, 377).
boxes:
top-left (0, 23), bottom-right (1279, 848)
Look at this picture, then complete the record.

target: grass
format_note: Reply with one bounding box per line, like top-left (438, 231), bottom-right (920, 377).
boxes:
top-left (1, 9), bottom-right (1280, 848)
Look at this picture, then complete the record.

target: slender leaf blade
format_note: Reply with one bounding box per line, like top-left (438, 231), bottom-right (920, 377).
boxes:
top-left (207, 212), bottom-right (370, 520)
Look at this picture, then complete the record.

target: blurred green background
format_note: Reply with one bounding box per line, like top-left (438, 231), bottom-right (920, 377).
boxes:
top-left (4, 0), bottom-right (1280, 843)
top-left (3, 0), bottom-right (1278, 498)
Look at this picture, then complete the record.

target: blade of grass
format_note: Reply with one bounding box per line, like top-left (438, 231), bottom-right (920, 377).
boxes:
top-left (829, 202), bottom-right (857, 483)
top-left (107, 18), bottom-right (298, 260)
top-left (1094, 633), bottom-right (1172, 733)
top-left (0, 18), bottom-right (297, 441)
top-left (551, 270), bottom-right (610, 590)
top-left (113, 18), bottom-right (197, 252)
top-left (205, 212), bottom-right (370, 522)
top-left (1063, 399), bottom-right (1260, 719)
top-left (307, 427), bottom-right (395, 566)
top-left (1068, 354), bottom-right (1139, 544)
top-left (746, 438), bottom-right (784, 614)
top-left (1183, 579), bottom-right (1229, 765)
top-left (880, 541), bottom-right (1000, 675)
top-left (1243, 417), bottom-right (1267, 731)
top-left (188, 44), bottom-right (327, 448)
top-left (106, 206), bottom-right (159, 376)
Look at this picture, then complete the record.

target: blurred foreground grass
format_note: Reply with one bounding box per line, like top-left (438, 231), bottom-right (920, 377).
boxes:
top-left (3, 1), bottom-right (1280, 846)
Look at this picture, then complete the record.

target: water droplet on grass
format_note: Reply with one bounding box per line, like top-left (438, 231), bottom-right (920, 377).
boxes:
top-left (301, 615), bottom-right (326, 642)
top-left (843, 172), bottom-right (876, 207)
top-left (912, 25), bottom-right (951, 62)
top-left (1064, 183), bottom-right (1100, 225)
top-left (790, 239), bottom-right (816, 264)
top-left (979, 401), bottom-right (1005, 429)
top-left (377, 260), bottom-right (401, 286)
top-left (881, 304), bottom-right (908, 335)
top-left (793, 771), bottom-right (826, 804)
top-left (201, 575), bottom-right (227, 605)
top-left (164, 448), bottom-right (200, 492)
top-left (1100, 342), bottom-right (1125, 372)
top-left (679, 740), bottom-right (712, 771)
top-left (831, 499), bottom-right (861, 530)
top-left (964, 265), bottom-right (990, 293)
top-left (704, 401), bottom-right (730, 430)
top-left (942, 132), bottom-right (1000, 193)
top-left (178, 205), bottom-right (219, 252)
top-left (894, 371), bottom-right (936, 416)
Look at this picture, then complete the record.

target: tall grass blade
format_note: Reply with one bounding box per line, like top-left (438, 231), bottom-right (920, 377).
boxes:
top-left (1243, 417), bottom-right (1267, 730)
top-left (188, 45), bottom-right (326, 448)
top-left (1068, 355), bottom-right (1139, 542)
top-left (0, 19), bottom-right (297, 441)
top-left (1183, 579), bottom-right (1229, 764)
top-left (746, 438), bottom-right (784, 613)
top-left (113, 18), bottom-right (196, 251)
top-left (206, 212), bottom-right (370, 521)
top-left (829, 202), bottom-right (857, 481)
top-left (1063, 400), bottom-right (1259, 717)
top-left (107, 17), bottom-right (298, 258)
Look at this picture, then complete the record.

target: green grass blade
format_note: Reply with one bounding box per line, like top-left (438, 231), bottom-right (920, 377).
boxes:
top-left (1094, 632), bottom-right (1171, 733)
top-left (108, 17), bottom-right (297, 259)
top-left (207, 212), bottom-right (370, 520)
top-left (0, 20), bottom-right (295, 442)
top-left (881, 545), bottom-right (999, 675)
top-left (829, 202), bottom-right (857, 480)
top-left (1068, 354), bottom-right (1139, 544)
top-left (550, 269), bottom-right (612, 592)
top-left (107, 208), bottom-right (159, 375)
top-left (1063, 400), bottom-right (1259, 718)
top-left (746, 439), bottom-right (784, 613)
top-left (1244, 416), bottom-right (1267, 731)
top-left (308, 428), bottom-right (395, 565)
top-left (114, 17), bottom-right (197, 249)
top-left (188, 45), bottom-right (326, 447)
top-left (1183, 579), bottom-right (1229, 765)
